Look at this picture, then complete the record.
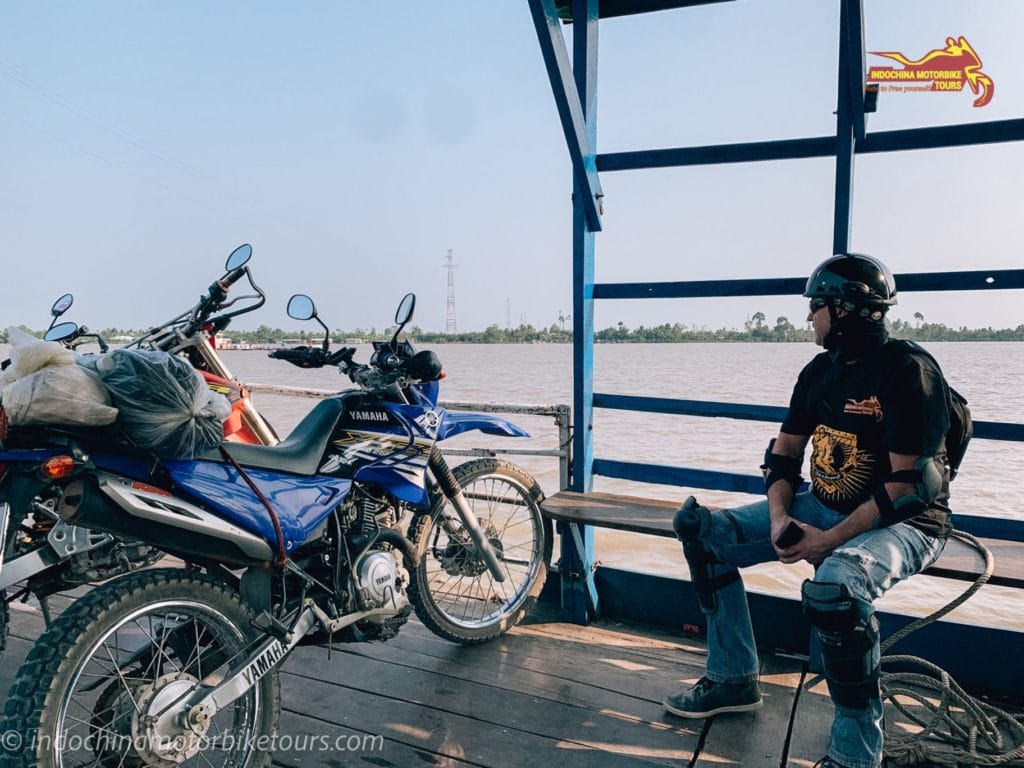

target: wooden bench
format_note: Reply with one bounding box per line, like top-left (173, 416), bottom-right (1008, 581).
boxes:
top-left (540, 490), bottom-right (1024, 622)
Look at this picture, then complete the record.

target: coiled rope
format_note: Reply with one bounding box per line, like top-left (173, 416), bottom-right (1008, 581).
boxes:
top-left (880, 529), bottom-right (1024, 766)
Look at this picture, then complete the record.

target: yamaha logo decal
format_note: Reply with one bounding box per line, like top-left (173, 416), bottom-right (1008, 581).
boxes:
top-left (350, 410), bottom-right (389, 423)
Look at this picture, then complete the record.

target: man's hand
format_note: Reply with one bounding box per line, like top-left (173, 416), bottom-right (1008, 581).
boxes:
top-left (772, 519), bottom-right (837, 566)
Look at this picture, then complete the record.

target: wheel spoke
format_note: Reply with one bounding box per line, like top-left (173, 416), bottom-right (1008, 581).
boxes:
top-left (412, 466), bottom-right (548, 637)
top-left (39, 572), bottom-right (270, 768)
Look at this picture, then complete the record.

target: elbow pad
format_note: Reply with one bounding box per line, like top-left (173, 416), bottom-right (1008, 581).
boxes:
top-left (760, 439), bottom-right (803, 495)
top-left (873, 456), bottom-right (944, 527)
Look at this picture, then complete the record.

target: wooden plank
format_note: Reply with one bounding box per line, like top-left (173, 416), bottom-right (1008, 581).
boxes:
top-left (786, 672), bottom-right (834, 766)
top-left (925, 535), bottom-right (1024, 587)
top-left (394, 608), bottom-right (713, 679)
top-left (540, 490), bottom-right (1024, 587)
top-left (697, 653), bottom-right (805, 768)
top-left (274, 709), bottom-right (477, 768)
top-left (321, 620), bottom-right (710, 717)
top-left (279, 667), bottom-right (691, 767)
top-left (541, 490), bottom-right (679, 537)
top-left (281, 649), bottom-right (702, 760)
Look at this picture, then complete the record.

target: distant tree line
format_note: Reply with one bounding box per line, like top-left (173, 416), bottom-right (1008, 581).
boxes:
top-left (3, 315), bottom-right (1023, 345)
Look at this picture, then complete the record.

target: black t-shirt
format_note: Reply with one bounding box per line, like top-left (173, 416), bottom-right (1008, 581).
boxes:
top-left (781, 342), bottom-right (952, 537)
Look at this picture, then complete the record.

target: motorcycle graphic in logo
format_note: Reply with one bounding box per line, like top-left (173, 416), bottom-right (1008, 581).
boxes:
top-left (867, 36), bottom-right (994, 108)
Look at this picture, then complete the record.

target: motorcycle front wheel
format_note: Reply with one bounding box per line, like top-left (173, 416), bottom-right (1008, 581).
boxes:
top-left (0, 568), bottom-right (280, 768)
top-left (408, 458), bottom-right (552, 645)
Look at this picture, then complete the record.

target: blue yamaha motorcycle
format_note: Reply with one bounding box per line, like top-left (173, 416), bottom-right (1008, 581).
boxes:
top-left (0, 293), bottom-right (551, 768)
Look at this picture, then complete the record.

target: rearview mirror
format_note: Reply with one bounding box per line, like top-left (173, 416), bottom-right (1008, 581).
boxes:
top-left (395, 293), bottom-right (415, 326)
top-left (51, 293), bottom-right (74, 318)
top-left (287, 294), bottom-right (317, 321)
top-left (225, 243), bottom-right (253, 272)
top-left (44, 321), bottom-right (79, 343)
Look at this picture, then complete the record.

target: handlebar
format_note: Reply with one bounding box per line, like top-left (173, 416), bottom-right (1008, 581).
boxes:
top-left (268, 345), bottom-right (359, 369)
top-left (268, 342), bottom-right (442, 396)
top-left (70, 326), bottom-right (109, 353)
top-left (222, 267), bottom-right (247, 287)
top-left (268, 345), bottom-right (327, 368)
top-left (185, 265), bottom-right (261, 337)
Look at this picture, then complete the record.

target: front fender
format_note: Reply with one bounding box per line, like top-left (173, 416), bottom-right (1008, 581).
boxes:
top-left (437, 411), bottom-right (529, 441)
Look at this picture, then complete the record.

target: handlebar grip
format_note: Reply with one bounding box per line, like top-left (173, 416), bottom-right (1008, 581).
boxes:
top-left (222, 266), bottom-right (247, 287)
top-left (268, 346), bottom-right (325, 368)
top-left (327, 347), bottom-right (356, 365)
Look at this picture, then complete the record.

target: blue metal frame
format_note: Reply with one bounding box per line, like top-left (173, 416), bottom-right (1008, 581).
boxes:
top-left (593, 269), bottom-right (1024, 300)
top-left (596, 119), bottom-right (1024, 171)
top-left (530, 0), bottom-right (1024, 623)
top-left (528, 0), bottom-right (604, 622)
top-left (527, 0), bottom-right (603, 232)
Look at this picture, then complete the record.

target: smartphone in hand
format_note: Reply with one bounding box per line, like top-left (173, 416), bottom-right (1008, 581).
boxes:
top-left (774, 520), bottom-right (804, 548)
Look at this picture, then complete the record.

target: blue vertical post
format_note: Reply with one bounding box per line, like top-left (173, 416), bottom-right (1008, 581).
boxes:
top-left (832, 0), bottom-right (864, 254)
top-left (563, 0), bottom-right (600, 622)
top-left (527, 0), bottom-right (604, 623)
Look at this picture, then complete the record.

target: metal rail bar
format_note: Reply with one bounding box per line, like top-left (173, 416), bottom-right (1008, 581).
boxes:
top-left (593, 268), bottom-right (1024, 300)
top-left (596, 118), bottom-right (1024, 172)
top-left (593, 393), bottom-right (1024, 442)
top-left (527, 0), bottom-right (603, 231)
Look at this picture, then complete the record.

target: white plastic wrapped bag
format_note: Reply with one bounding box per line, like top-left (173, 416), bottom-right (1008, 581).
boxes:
top-left (1, 366), bottom-right (119, 427)
top-left (0, 326), bottom-right (118, 427)
top-left (79, 349), bottom-right (230, 458)
top-left (1, 326), bottom-right (76, 386)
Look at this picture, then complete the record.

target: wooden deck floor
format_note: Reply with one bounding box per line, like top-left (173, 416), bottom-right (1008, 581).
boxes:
top-left (3, 594), bottom-right (824, 768)
top-left (2, 594), bottom-right (1007, 768)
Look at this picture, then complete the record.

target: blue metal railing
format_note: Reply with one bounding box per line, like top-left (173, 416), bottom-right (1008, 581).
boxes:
top-left (593, 269), bottom-right (1024, 300)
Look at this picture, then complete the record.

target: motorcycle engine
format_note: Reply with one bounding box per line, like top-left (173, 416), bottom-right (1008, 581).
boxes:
top-left (354, 549), bottom-right (407, 611)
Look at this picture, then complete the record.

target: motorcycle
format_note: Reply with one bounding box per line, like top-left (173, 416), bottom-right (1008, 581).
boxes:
top-left (0, 246), bottom-right (272, 654)
top-left (0, 295), bottom-right (148, 655)
top-left (0, 292), bottom-right (551, 768)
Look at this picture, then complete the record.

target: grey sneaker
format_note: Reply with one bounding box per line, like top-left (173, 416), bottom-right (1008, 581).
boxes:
top-left (663, 676), bottom-right (763, 718)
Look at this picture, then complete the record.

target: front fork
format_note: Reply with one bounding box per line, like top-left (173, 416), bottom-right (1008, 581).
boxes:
top-left (427, 448), bottom-right (506, 583)
top-left (191, 336), bottom-right (279, 446)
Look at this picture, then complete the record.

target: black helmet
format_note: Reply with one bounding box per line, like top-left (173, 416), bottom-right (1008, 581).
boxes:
top-left (804, 253), bottom-right (897, 312)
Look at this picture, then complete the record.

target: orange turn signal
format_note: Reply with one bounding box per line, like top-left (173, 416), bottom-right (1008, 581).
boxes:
top-left (41, 455), bottom-right (76, 479)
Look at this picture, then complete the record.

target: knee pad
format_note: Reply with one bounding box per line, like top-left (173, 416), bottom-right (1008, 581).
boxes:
top-left (674, 497), bottom-right (738, 613)
top-left (673, 496), bottom-right (712, 541)
top-left (801, 580), bottom-right (880, 711)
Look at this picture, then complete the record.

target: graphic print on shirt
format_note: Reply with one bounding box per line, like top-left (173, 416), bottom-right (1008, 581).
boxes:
top-left (843, 395), bottom-right (883, 421)
top-left (810, 424), bottom-right (876, 503)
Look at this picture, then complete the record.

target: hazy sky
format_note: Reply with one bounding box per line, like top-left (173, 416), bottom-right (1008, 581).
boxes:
top-left (2, 1), bottom-right (1021, 334)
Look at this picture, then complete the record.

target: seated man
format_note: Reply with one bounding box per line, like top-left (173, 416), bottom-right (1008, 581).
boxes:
top-left (664, 253), bottom-right (952, 768)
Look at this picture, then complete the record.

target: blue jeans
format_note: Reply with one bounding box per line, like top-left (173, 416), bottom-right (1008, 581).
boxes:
top-left (689, 493), bottom-right (946, 768)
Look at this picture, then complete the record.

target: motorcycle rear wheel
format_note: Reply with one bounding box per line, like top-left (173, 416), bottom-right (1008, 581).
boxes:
top-left (0, 568), bottom-right (280, 768)
top-left (408, 458), bottom-right (551, 645)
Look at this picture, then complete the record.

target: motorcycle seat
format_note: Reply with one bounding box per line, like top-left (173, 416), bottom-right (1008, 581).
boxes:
top-left (206, 398), bottom-right (344, 476)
